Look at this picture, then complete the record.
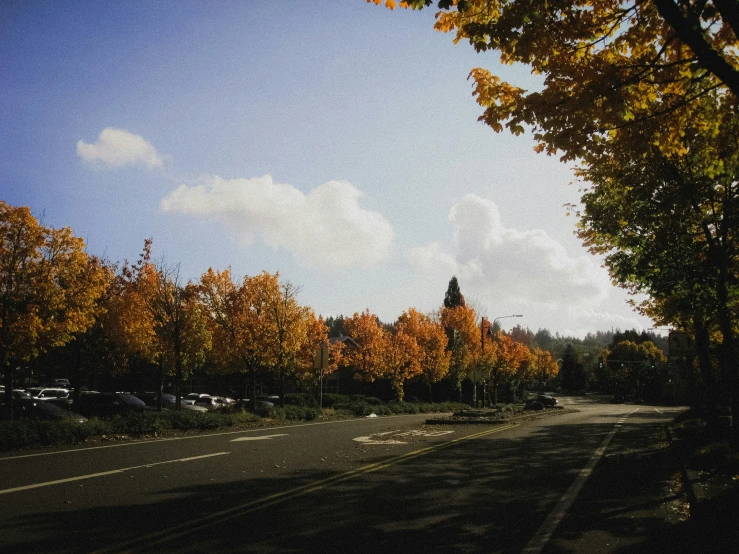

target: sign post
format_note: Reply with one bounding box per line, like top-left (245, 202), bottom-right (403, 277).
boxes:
top-left (313, 343), bottom-right (329, 409)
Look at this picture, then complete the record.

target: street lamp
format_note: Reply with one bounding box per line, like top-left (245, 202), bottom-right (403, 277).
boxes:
top-left (492, 314), bottom-right (523, 332)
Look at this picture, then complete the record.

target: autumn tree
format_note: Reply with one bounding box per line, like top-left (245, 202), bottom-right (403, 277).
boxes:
top-left (343, 309), bottom-right (388, 385)
top-left (143, 259), bottom-right (211, 409)
top-left (532, 348), bottom-right (559, 390)
top-left (379, 0), bottom-right (739, 160)
top-left (396, 308), bottom-right (450, 399)
top-left (383, 327), bottom-right (422, 401)
top-left (440, 303), bottom-right (479, 399)
top-left (199, 269), bottom-right (278, 411)
top-left (264, 280), bottom-right (325, 405)
top-left (0, 202), bottom-right (107, 413)
top-left (487, 331), bottom-right (530, 404)
top-left (577, 96), bottom-right (739, 430)
top-left (296, 315), bottom-right (342, 385)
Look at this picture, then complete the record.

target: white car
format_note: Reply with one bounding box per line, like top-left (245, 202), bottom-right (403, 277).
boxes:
top-left (26, 387), bottom-right (70, 400)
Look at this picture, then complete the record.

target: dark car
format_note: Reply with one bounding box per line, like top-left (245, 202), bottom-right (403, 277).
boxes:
top-left (535, 394), bottom-right (558, 407)
top-left (2, 398), bottom-right (88, 423)
top-left (525, 394), bottom-right (557, 408)
top-left (78, 392), bottom-right (150, 418)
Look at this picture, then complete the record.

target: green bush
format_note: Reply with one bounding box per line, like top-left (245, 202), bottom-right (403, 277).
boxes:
top-left (322, 394), bottom-right (350, 407)
top-left (283, 393), bottom-right (319, 408)
top-left (276, 405), bottom-right (320, 421)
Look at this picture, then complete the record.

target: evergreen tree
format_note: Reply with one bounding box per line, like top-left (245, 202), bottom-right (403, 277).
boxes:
top-left (443, 276), bottom-right (465, 309)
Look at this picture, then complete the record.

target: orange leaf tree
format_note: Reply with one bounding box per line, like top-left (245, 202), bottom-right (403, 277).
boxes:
top-left (440, 304), bottom-right (478, 397)
top-left (198, 268), bottom-right (278, 409)
top-left (396, 308), bottom-right (450, 399)
top-left (0, 202), bottom-right (107, 411)
top-left (488, 332), bottom-right (531, 404)
top-left (532, 348), bottom-right (559, 390)
top-left (343, 309), bottom-right (388, 385)
top-left (264, 279), bottom-right (324, 404)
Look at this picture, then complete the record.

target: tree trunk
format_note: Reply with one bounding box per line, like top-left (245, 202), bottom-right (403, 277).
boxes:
top-left (2, 363), bottom-right (13, 420)
top-left (715, 262), bottom-right (739, 444)
top-left (694, 316), bottom-right (716, 414)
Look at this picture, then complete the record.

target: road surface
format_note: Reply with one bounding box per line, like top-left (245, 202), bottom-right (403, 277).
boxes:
top-left (0, 396), bottom-right (686, 553)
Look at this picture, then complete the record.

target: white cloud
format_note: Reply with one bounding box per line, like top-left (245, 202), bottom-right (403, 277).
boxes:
top-left (405, 194), bottom-right (652, 336)
top-left (408, 194), bottom-right (610, 307)
top-left (77, 128), bottom-right (163, 169)
top-left (161, 175), bottom-right (394, 269)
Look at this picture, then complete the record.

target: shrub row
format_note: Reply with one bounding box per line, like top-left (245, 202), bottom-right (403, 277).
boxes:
top-left (0, 409), bottom-right (261, 451)
top-left (0, 397), bottom-right (467, 451)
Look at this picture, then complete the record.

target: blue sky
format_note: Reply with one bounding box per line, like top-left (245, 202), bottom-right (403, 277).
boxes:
top-left (1, 1), bottom-right (656, 336)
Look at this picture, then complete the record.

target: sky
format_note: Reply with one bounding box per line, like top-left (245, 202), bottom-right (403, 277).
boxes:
top-left (0, 0), bottom-right (658, 337)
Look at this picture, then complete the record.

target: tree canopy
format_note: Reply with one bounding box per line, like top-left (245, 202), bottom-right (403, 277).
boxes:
top-left (376, 0), bottom-right (739, 160)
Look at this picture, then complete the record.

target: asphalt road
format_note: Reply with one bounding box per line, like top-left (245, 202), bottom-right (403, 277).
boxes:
top-left (0, 397), bottom-right (687, 553)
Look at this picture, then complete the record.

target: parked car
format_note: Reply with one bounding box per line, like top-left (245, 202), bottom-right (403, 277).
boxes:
top-left (2, 398), bottom-right (88, 423)
top-left (26, 388), bottom-right (70, 401)
top-left (78, 392), bottom-right (150, 418)
top-left (183, 393), bottom-right (208, 405)
top-left (44, 378), bottom-right (71, 388)
top-left (535, 394), bottom-right (558, 407)
top-left (194, 395), bottom-right (227, 410)
top-left (136, 392), bottom-right (208, 412)
top-left (526, 394), bottom-right (557, 407)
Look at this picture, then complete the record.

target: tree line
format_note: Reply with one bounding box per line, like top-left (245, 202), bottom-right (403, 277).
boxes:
top-left (1, 204), bottom-right (566, 414)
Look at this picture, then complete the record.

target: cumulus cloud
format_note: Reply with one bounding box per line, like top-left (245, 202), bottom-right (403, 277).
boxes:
top-left (161, 175), bottom-right (394, 269)
top-left (407, 194), bottom-right (612, 309)
top-left (77, 128), bottom-right (163, 169)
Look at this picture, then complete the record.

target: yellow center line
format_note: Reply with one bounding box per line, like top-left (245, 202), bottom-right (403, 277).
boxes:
top-left (94, 423), bottom-right (517, 553)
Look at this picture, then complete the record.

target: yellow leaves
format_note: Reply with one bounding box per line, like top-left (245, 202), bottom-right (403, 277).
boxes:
top-left (0, 201), bottom-right (107, 364)
top-left (368, 0), bottom-right (400, 9)
top-left (343, 309), bottom-right (387, 382)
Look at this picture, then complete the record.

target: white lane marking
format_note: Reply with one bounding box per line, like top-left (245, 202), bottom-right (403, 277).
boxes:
top-left (230, 434), bottom-right (288, 442)
top-left (0, 452), bottom-right (229, 496)
top-left (521, 408), bottom-right (639, 554)
top-left (654, 408), bottom-right (664, 415)
top-left (0, 413), bottom-right (434, 461)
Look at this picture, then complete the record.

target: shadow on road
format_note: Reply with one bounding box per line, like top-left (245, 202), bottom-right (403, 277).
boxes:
top-left (3, 404), bottom-right (720, 554)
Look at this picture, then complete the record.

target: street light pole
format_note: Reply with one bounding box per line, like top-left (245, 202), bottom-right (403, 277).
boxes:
top-left (492, 314), bottom-right (523, 332)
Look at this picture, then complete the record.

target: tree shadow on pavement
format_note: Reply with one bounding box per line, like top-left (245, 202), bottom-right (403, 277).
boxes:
top-left (0, 409), bottom-right (712, 554)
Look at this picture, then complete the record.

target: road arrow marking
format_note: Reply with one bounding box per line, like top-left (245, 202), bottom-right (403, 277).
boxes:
top-left (353, 429), bottom-right (454, 445)
top-left (230, 434), bottom-right (288, 442)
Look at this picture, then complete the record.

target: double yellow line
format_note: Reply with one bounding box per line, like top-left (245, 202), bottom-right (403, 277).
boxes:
top-left (95, 423), bottom-right (516, 553)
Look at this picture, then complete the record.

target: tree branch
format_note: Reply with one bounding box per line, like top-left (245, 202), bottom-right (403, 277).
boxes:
top-left (652, 0), bottom-right (739, 97)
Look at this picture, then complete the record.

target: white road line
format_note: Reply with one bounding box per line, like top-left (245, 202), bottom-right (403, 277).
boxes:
top-left (654, 408), bottom-right (664, 414)
top-left (521, 409), bottom-right (639, 554)
top-left (0, 452), bottom-right (229, 496)
top-left (0, 413), bottom-right (431, 461)
top-left (230, 434), bottom-right (288, 442)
